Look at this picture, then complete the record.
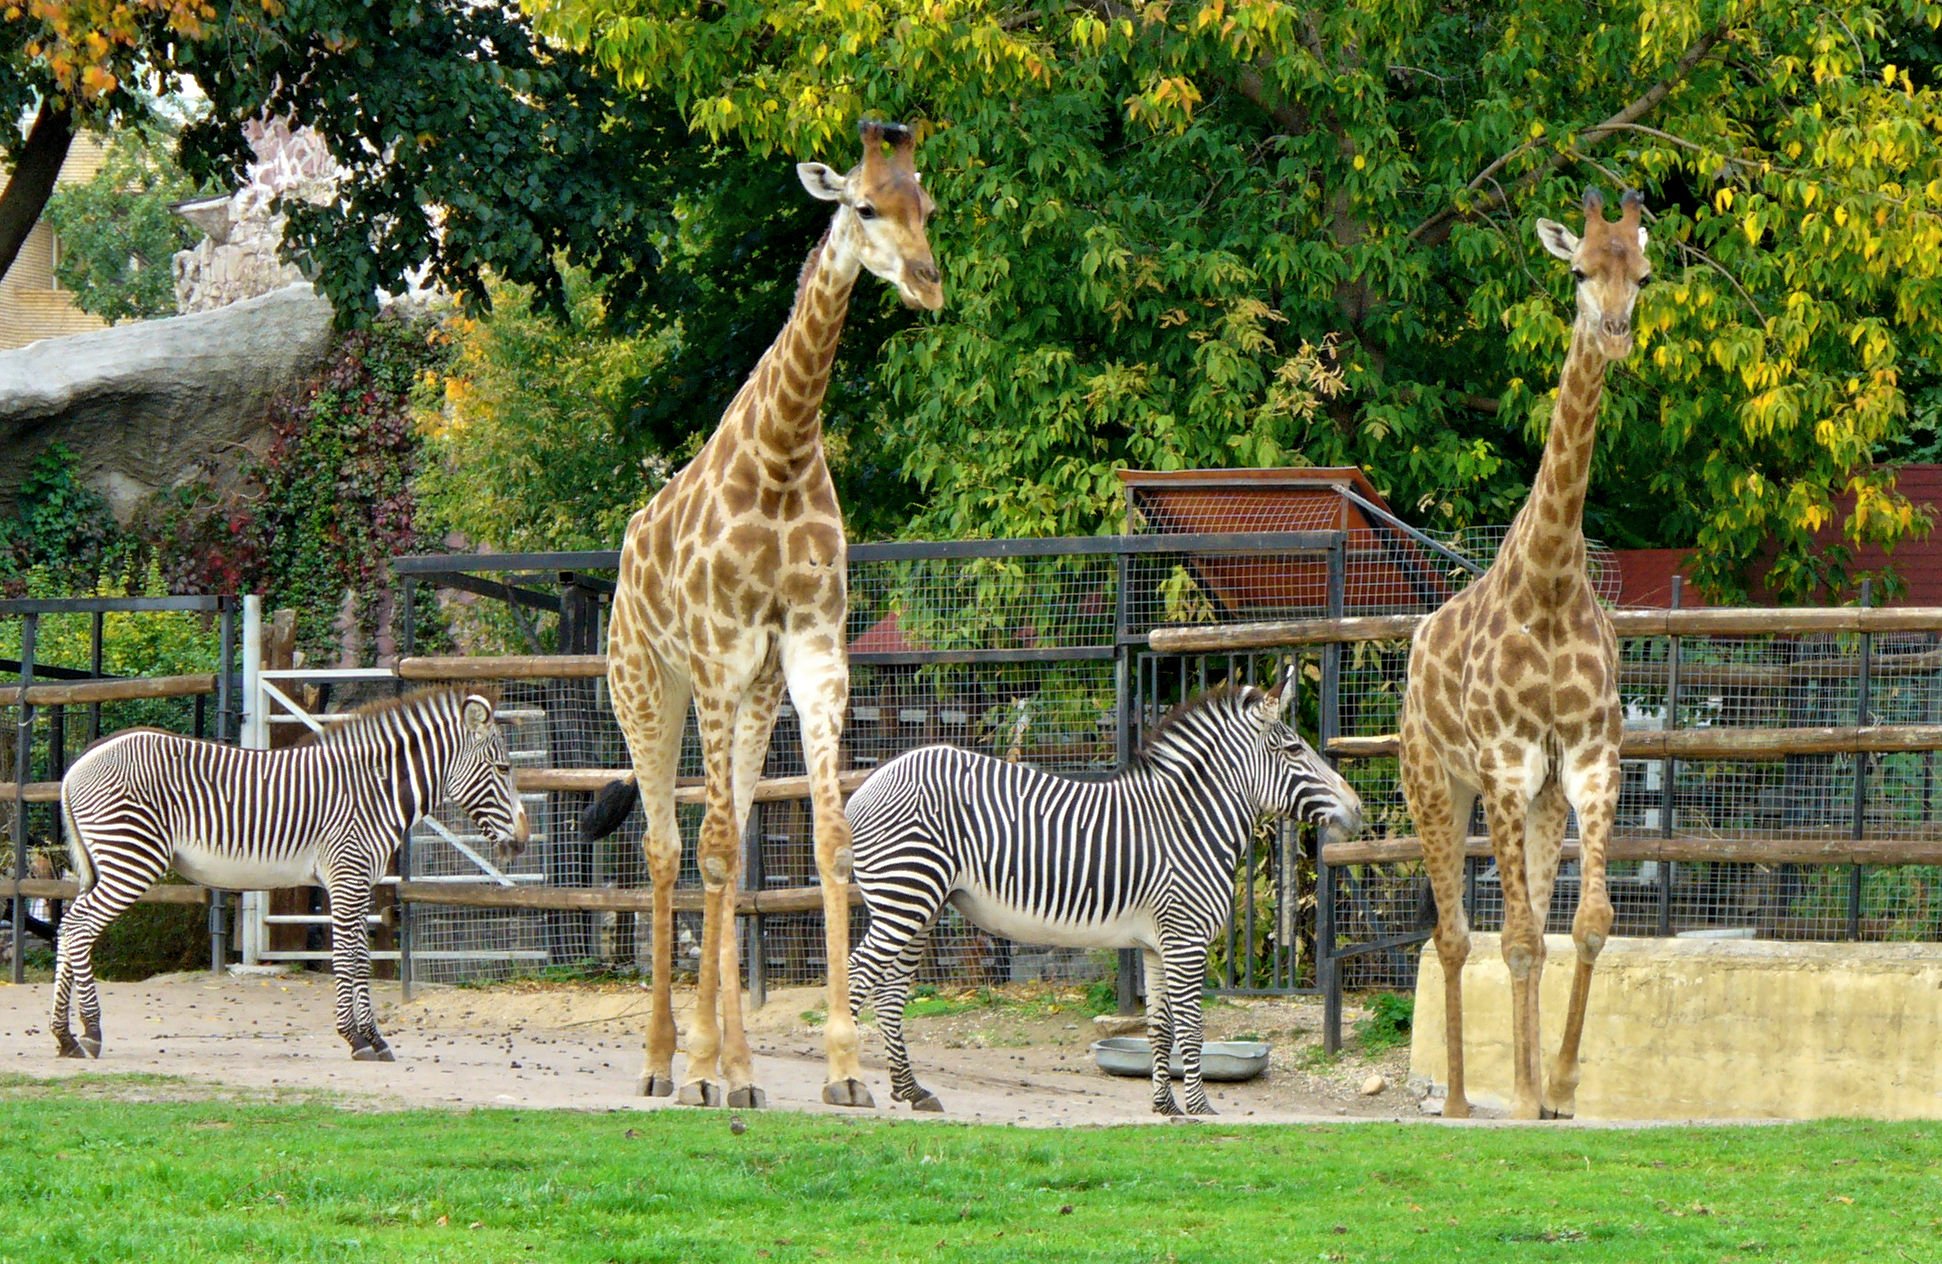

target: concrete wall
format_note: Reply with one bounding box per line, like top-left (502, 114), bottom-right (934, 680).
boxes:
top-left (1410, 933), bottom-right (1942, 1120)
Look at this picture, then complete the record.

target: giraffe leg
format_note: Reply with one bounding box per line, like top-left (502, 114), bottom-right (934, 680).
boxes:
top-left (52, 842), bottom-right (167, 1059)
top-left (681, 686), bottom-right (742, 1108)
top-left (784, 641), bottom-right (871, 1109)
top-left (1401, 727), bottom-right (1476, 1119)
top-left (1522, 780), bottom-right (1569, 1119)
top-left (717, 670), bottom-right (787, 1110)
top-left (1480, 772), bottom-right (1543, 1121)
top-left (1547, 746), bottom-right (1620, 1119)
top-left (611, 653), bottom-right (687, 1098)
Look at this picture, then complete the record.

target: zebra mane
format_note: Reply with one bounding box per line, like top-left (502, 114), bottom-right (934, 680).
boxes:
top-left (1128, 682), bottom-right (1262, 771)
top-left (297, 685), bottom-right (498, 748)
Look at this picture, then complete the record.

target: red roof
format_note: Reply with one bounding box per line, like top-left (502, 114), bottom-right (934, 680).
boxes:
top-left (1610, 464), bottom-right (1942, 607)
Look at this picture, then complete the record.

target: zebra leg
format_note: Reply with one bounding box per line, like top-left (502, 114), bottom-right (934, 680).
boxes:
top-left (1167, 942), bottom-right (1216, 1116)
top-left (52, 843), bottom-right (167, 1059)
top-left (877, 936), bottom-right (941, 1111)
top-left (326, 871), bottom-right (387, 1061)
top-left (1141, 948), bottom-right (1178, 1115)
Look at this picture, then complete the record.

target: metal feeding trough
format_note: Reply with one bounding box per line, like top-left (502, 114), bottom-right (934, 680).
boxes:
top-left (1090, 1037), bottom-right (1271, 1082)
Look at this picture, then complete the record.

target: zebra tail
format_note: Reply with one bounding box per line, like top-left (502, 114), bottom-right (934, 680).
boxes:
top-left (581, 775), bottom-right (641, 841)
top-left (62, 798), bottom-right (95, 895)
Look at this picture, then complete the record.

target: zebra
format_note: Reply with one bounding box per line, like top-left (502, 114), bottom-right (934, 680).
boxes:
top-left (51, 687), bottom-right (529, 1063)
top-left (844, 672), bottom-right (1363, 1117)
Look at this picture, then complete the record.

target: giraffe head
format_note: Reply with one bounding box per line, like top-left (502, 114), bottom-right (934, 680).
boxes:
top-left (1536, 187), bottom-right (1652, 361)
top-left (797, 119), bottom-right (943, 311)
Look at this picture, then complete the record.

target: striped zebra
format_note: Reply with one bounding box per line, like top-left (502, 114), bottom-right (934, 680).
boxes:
top-left (51, 688), bottom-right (529, 1063)
top-left (845, 674), bottom-right (1362, 1116)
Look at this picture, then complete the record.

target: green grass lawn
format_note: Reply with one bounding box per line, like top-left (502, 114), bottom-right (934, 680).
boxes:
top-left (1, 1075), bottom-right (1937, 1263)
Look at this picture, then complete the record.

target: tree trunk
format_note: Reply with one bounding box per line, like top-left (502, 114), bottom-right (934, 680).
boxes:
top-left (0, 100), bottom-right (76, 285)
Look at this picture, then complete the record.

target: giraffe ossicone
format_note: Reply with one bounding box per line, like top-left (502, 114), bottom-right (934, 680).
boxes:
top-left (588, 118), bottom-right (943, 1111)
top-left (1400, 186), bottom-right (1651, 1121)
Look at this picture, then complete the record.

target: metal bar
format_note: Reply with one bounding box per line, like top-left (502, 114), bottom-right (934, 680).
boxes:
top-left (1113, 544), bottom-right (1141, 1017)
top-left (854, 646), bottom-right (1120, 666)
top-left (416, 815), bottom-right (517, 886)
top-left (745, 802), bottom-right (766, 1010)
top-left (88, 609), bottom-right (103, 742)
top-left (433, 571), bottom-right (563, 615)
top-left (259, 680), bottom-right (328, 736)
top-left (216, 597), bottom-right (235, 744)
top-left (1850, 580), bottom-right (1872, 940)
top-left (0, 595), bottom-right (227, 615)
top-left (1334, 485), bottom-right (1486, 576)
top-left (1320, 542), bottom-right (1346, 1053)
top-left (1326, 929), bottom-right (1435, 961)
top-left (11, 614), bottom-right (35, 984)
top-left (0, 660), bottom-right (116, 682)
top-left (401, 578), bottom-right (417, 659)
top-left (1658, 576), bottom-right (1681, 938)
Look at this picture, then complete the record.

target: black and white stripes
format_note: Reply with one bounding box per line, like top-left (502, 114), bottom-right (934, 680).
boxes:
top-left (51, 688), bottom-right (529, 1062)
top-left (845, 676), bottom-right (1362, 1115)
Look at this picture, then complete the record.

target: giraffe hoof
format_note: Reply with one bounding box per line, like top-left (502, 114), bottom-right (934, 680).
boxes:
top-left (1436, 1097), bottom-right (1471, 1120)
top-left (1539, 1105), bottom-right (1572, 1121)
top-left (639, 1073), bottom-right (676, 1098)
top-left (678, 1079), bottom-right (723, 1108)
top-left (77, 1035), bottom-right (101, 1059)
top-left (727, 1086), bottom-right (767, 1110)
top-left (821, 1079), bottom-right (874, 1109)
top-left (908, 1091), bottom-right (944, 1113)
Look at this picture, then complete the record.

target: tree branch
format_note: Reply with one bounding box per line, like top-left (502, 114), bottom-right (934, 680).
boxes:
top-left (0, 100), bottom-right (77, 285)
top-left (1408, 21), bottom-right (1732, 248)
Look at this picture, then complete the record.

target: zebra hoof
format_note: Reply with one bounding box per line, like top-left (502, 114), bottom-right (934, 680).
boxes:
top-left (821, 1079), bottom-right (873, 1109)
top-left (639, 1073), bottom-right (675, 1098)
top-left (374, 1045), bottom-right (396, 1063)
top-left (728, 1086), bottom-right (767, 1110)
top-left (351, 1043), bottom-right (384, 1062)
top-left (678, 1079), bottom-right (723, 1108)
top-left (56, 1036), bottom-right (86, 1059)
top-left (1187, 1101), bottom-right (1218, 1117)
top-left (909, 1091), bottom-right (944, 1113)
top-left (78, 1035), bottom-right (102, 1059)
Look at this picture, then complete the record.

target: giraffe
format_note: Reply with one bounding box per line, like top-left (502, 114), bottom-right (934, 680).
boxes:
top-left (1398, 187), bottom-right (1651, 1121)
top-left (592, 120), bottom-right (941, 1109)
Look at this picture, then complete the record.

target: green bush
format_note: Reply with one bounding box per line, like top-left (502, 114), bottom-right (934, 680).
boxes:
top-left (1354, 991), bottom-right (1415, 1055)
top-left (93, 899), bottom-right (207, 981)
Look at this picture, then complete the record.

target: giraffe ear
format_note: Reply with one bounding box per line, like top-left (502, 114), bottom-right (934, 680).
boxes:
top-left (798, 162), bottom-right (849, 203)
top-left (1536, 218), bottom-right (1579, 262)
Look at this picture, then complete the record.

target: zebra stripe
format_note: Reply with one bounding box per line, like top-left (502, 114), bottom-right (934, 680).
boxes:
top-left (50, 688), bottom-right (529, 1062)
top-left (845, 678), bottom-right (1362, 1116)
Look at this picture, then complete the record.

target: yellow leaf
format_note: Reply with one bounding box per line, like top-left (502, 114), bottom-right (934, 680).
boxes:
top-left (1715, 187), bottom-right (1734, 213)
top-left (1529, 119), bottom-right (1545, 139)
top-left (1352, 153), bottom-right (1365, 171)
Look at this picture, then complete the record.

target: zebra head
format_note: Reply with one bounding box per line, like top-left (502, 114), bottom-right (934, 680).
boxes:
top-left (446, 695), bottom-right (531, 861)
top-left (1251, 670), bottom-right (1363, 846)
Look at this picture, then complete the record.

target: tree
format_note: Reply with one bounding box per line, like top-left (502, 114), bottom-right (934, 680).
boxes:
top-left (41, 109), bottom-right (213, 322)
top-left (1, 0), bottom-right (683, 323)
top-left (523, 0), bottom-right (1942, 599)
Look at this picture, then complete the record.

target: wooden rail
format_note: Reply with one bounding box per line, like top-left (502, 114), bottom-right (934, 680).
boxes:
top-left (0, 781), bottom-right (62, 803)
top-left (395, 880), bottom-right (857, 915)
top-left (397, 655), bottom-right (607, 680)
top-left (1321, 833), bottom-right (1942, 868)
top-left (1328, 724), bottom-right (1942, 762)
top-left (512, 768), bottom-right (877, 803)
top-left (1, 674), bottom-right (216, 707)
top-left (1149, 606), bottom-right (1942, 653)
top-left (0, 878), bottom-right (207, 905)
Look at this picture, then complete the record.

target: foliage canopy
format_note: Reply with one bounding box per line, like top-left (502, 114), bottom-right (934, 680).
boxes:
top-left (514, 0), bottom-right (1942, 598)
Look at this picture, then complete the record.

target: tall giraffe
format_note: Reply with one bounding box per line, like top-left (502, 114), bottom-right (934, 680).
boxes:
top-left (587, 120), bottom-right (941, 1109)
top-left (1399, 188), bottom-right (1650, 1120)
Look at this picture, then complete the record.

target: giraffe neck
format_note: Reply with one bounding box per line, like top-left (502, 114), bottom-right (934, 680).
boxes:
top-left (1501, 323), bottom-right (1610, 581)
top-left (742, 222), bottom-right (864, 467)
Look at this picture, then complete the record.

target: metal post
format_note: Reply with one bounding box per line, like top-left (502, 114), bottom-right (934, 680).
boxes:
top-left (11, 614), bottom-right (36, 984)
top-left (239, 596), bottom-right (266, 967)
top-left (1113, 545), bottom-right (1140, 1016)
top-left (87, 609), bottom-right (103, 743)
top-left (1320, 537), bottom-right (1346, 1053)
top-left (1849, 580), bottom-right (1872, 940)
top-left (745, 802), bottom-right (766, 1010)
top-left (397, 581), bottom-right (416, 996)
top-left (216, 597), bottom-right (235, 744)
top-left (1657, 577), bottom-right (1681, 937)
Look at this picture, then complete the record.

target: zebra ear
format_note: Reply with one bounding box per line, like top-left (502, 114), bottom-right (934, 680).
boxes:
top-left (461, 695), bottom-right (494, 734)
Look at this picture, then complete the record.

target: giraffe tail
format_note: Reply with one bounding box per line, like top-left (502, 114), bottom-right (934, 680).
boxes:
top-left (581, 775), bottom-right (641, 841)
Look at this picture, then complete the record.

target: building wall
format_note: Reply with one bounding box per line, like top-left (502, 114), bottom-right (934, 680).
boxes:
top-left (0, 132), bottom-right (112, 350)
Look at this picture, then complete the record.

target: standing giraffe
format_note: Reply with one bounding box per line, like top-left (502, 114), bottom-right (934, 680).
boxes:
top-left (1399, 187), bottom-right (1650, 1120)
top-left (585, 120), bottom-right (941, 1108)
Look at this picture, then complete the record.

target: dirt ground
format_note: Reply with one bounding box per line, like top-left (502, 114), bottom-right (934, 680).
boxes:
top-left (0, 969), bottom-right (1427, 1125)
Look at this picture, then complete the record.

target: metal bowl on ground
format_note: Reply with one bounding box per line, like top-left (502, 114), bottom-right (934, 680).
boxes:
top-left (1090, 1036), bottom-right (1271, 1082)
